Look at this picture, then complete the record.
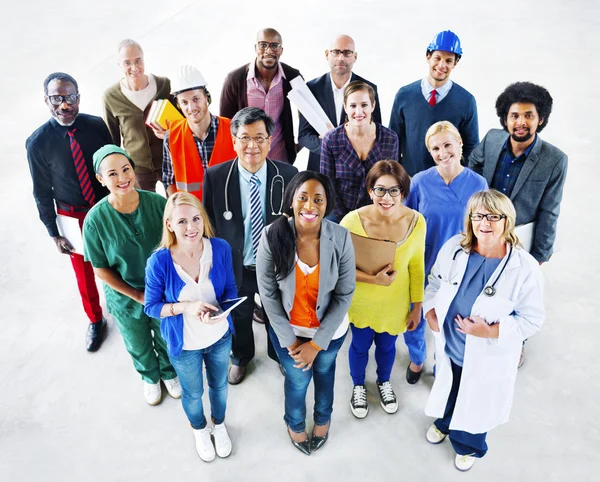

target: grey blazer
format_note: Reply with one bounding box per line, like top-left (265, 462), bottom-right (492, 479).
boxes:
top-left (256, 218), bottom-right (356, 350)
top-left (468, 129), bottom-right (568, 262)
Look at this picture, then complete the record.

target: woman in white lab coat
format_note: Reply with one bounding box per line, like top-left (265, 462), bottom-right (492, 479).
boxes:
top-left (423, 189), bottom-right (544, 472)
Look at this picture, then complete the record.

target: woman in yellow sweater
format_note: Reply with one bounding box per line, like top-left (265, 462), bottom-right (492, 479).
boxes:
top-left (340, 160), bottom-right (425, 418)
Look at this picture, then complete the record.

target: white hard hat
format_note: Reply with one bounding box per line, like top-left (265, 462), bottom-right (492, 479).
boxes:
top-left (171, 65), bottom-right (207, 95)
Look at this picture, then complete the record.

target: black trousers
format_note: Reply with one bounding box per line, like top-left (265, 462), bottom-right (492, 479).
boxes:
top-left (230, 266), bottom-right (278, 366)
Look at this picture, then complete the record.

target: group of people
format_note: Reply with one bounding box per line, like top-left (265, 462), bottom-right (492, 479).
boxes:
top-left (25, 26), bottom-right (567, 472)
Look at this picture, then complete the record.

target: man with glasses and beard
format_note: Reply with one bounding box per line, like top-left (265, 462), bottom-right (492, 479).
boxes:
top-left (26, 72), bottom-right (113, 352)
top-left (298, 34), bottom-right (382, 172)
top-left (220, 28), bottom-right (303, 165)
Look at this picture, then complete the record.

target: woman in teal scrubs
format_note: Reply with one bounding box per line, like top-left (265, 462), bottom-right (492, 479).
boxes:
top-left (83, 144), bottom-right (180, 405)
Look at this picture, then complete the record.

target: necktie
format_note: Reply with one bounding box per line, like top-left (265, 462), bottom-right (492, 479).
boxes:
top-left (429, 89), bottom-right (437, 106)
top-left (249, 175), bottom-right (264, 258)
top-left (67, 129), bottom-right (96, 206)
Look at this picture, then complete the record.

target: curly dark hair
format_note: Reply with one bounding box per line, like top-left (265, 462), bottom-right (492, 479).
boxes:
top-left (43, 72), bottom-right (79, 95)
top-left (495, 82), bottom-right (553, 132)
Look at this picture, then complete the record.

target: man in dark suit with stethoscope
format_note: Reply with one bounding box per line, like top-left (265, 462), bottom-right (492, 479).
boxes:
top-left (203, 107), bottom-right (298, 384)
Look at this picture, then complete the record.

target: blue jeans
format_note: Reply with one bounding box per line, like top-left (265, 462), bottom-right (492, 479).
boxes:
top-left (434, 360), bottom-right (488, 457)
top-left (269, 326), bottom-right (346, 433)
top-left (168, 330), bottom-right (232, 430)
top-left (348, 324), bottom-right (398, 385)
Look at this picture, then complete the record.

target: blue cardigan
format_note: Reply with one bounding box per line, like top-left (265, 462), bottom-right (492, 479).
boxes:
top-left (144, 237), bottom-right (238, 357)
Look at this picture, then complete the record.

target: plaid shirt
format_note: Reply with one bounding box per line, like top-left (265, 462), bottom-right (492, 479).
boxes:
top-left (162, 115), bottom-right (220, 186)
top-left (491, 135), bottom-right (537, 197)
top-left (246, 61), bottom-right (287, 162)
top-left (321, 124), bottom-right (399, 220)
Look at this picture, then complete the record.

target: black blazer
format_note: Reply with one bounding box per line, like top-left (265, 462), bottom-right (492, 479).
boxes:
top-left (298, 72), bottom-right (382, 172)
top-left (203, 158), bottom-right (298, 287)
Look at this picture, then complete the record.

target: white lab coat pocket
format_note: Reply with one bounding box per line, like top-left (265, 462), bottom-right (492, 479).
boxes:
top-left (471, 296), bottom-right (515, 325)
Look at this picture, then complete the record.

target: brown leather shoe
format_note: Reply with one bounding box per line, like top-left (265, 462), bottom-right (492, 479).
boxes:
top-left (253, 306), bottom-right (266, 324)
top-left (228, 365), bottom-right (247, 385)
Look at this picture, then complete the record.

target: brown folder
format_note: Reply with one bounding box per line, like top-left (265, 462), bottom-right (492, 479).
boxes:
top-left (350, 233), bottom-right (397, 275)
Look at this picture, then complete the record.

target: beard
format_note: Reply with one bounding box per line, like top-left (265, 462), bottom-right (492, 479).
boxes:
top-left (511, 129), bottom-right (534, 143)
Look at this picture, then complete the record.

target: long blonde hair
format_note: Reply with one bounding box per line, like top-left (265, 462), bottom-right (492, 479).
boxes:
top-left (460, 190), bottom-right (521, 251)
top-left (159, 192), bottom-right (215, 249)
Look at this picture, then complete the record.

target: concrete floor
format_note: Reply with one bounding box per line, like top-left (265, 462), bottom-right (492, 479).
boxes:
top-left (1, 1), bottom-right (598, 480)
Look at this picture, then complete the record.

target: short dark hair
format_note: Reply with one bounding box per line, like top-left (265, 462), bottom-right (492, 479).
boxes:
top-left (365, 160), bottom-right (411, 200)
top-left (43, 72), bottom-right (79, 95)
top-left (495, 82), bottom-right (553, 132)
top-left (266, 171), bottom-right (336, 281)
top-left (230, 107), bottom-right (275, 137)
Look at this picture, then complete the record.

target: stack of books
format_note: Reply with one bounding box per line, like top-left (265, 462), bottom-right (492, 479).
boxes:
top-left (145, 99), bottom-right (184, 130)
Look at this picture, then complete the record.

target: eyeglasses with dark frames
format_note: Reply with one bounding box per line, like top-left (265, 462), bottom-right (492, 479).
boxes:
top-left (372, 186), bottom-right (402, 198)
top-left (469, 213), bottom-right (506, 222)
top-left (46, 94), bottom-right (79, 106)
top-left (256, 42), bottom-right (282, 52)
top-left (329, 49), bottom-right (355, 58)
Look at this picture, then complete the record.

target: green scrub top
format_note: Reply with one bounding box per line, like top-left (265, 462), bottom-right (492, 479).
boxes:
top-left (83, 190), bottom-right (166, 319)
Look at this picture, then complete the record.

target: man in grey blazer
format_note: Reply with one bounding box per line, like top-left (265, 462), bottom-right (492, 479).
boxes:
top-left (298, 34), bottom-right (381, 172)
top-left (469, 81), bottom-right (568, 265)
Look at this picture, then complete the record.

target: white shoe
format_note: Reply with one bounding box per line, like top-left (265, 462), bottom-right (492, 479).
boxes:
top-left (193, 427), bottom-right (216, 462)
top-left (163, 377), bottom-right (182, 399)
top-left (426, 424), bottom-right (448, 444)
top-left (143, 381), bottom-right (162, 406)
top-left (212, 423), bottom-right (232, 458)
top-left (454, 453), bottom-right (476, 471)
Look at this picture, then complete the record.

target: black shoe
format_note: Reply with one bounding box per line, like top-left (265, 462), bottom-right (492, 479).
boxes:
top-left (287, 426), bottom-right (310, 455)
top-left (310, 425), bottom-right (329, 452)
top-left (406, 362), bottom-right (422, 384)
top-left (253, 305), bottom-right (266, 324)
top-left (86, 318), bottom-right (106, 352)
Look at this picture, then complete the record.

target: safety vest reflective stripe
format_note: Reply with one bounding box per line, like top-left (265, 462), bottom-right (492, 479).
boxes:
top-left (175, 181), bottom-right (202, 192)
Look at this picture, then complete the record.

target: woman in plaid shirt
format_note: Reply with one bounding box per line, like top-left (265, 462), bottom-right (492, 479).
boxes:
top-left (320, 81), bottom-right (399, 222)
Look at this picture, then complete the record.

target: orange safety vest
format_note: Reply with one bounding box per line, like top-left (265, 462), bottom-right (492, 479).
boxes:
top-left (168, 116), bottom-right (236, 200)
top-left (289, 263), bottom-right (321, 329)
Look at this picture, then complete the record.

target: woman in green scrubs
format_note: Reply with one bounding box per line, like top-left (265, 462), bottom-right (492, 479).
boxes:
top-left (83, 144), bottom-right (180, 405)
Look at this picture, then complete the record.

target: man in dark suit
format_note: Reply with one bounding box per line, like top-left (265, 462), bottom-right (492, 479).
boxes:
top-left (469, 81), bottom-right (567, 265)
top-left (298, 34), bottom-right (382, 172)
top-left (220, 28), bottom-right (303, 165)
top-left (203, 107), bottom-right (298, 384)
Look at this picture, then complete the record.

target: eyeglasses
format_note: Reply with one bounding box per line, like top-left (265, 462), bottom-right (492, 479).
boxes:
top-left (256, 42), bottom-right (282, 52)
top-left (469, 213), bottom-right (506, 222)
top-left (372, 187), bottom-right (402, 198)
top-left (329, 49), bottom-right (355, 58)
top-left (46, 94), bottom-right (79, 106)
top-left (234, 135), bottom-right (270, 145)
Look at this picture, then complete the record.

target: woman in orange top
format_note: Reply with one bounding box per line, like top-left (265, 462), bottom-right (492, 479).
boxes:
top-left (256, 171), bottom-right (355, 456)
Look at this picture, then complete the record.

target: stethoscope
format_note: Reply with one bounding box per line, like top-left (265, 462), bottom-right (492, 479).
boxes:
top-left (448, 245), bottom-right (514, 297)
top-left (222, 158), bottom-right (285, 221)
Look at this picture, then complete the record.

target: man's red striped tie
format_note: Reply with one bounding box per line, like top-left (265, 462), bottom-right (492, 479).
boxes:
top-left (67, 129), bottom-right (96, 206)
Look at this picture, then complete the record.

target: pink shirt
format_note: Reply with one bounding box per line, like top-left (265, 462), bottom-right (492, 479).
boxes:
top-left (246, 61), bottom-right (287, 162)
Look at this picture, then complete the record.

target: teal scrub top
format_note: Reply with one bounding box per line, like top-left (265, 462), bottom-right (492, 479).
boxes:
top-left (83, 190), bottom-right (166, 318)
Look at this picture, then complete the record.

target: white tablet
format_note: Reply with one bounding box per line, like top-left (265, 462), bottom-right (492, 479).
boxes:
top-left (209, 296), bottom-right (248, 320)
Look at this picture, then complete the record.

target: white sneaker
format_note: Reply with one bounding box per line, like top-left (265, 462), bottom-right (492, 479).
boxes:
top-left (193, 427), bottom-right (216, 462)
top-left (163, 377), bottom-right (182, 399)
top-left (454, 453), bottom-right (476, 471)
top-left (212, 422), bottom-right (233, 458)
top-left (376, 381), bottom-right (399, 414)
top-left (143, 381), bottom-right (162, 406)
top-left (426, 424), bottom-right (448, 444)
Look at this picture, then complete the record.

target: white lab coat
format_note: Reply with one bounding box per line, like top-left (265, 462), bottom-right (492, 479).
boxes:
top-left (423, 235), bottom-right (545, 434)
